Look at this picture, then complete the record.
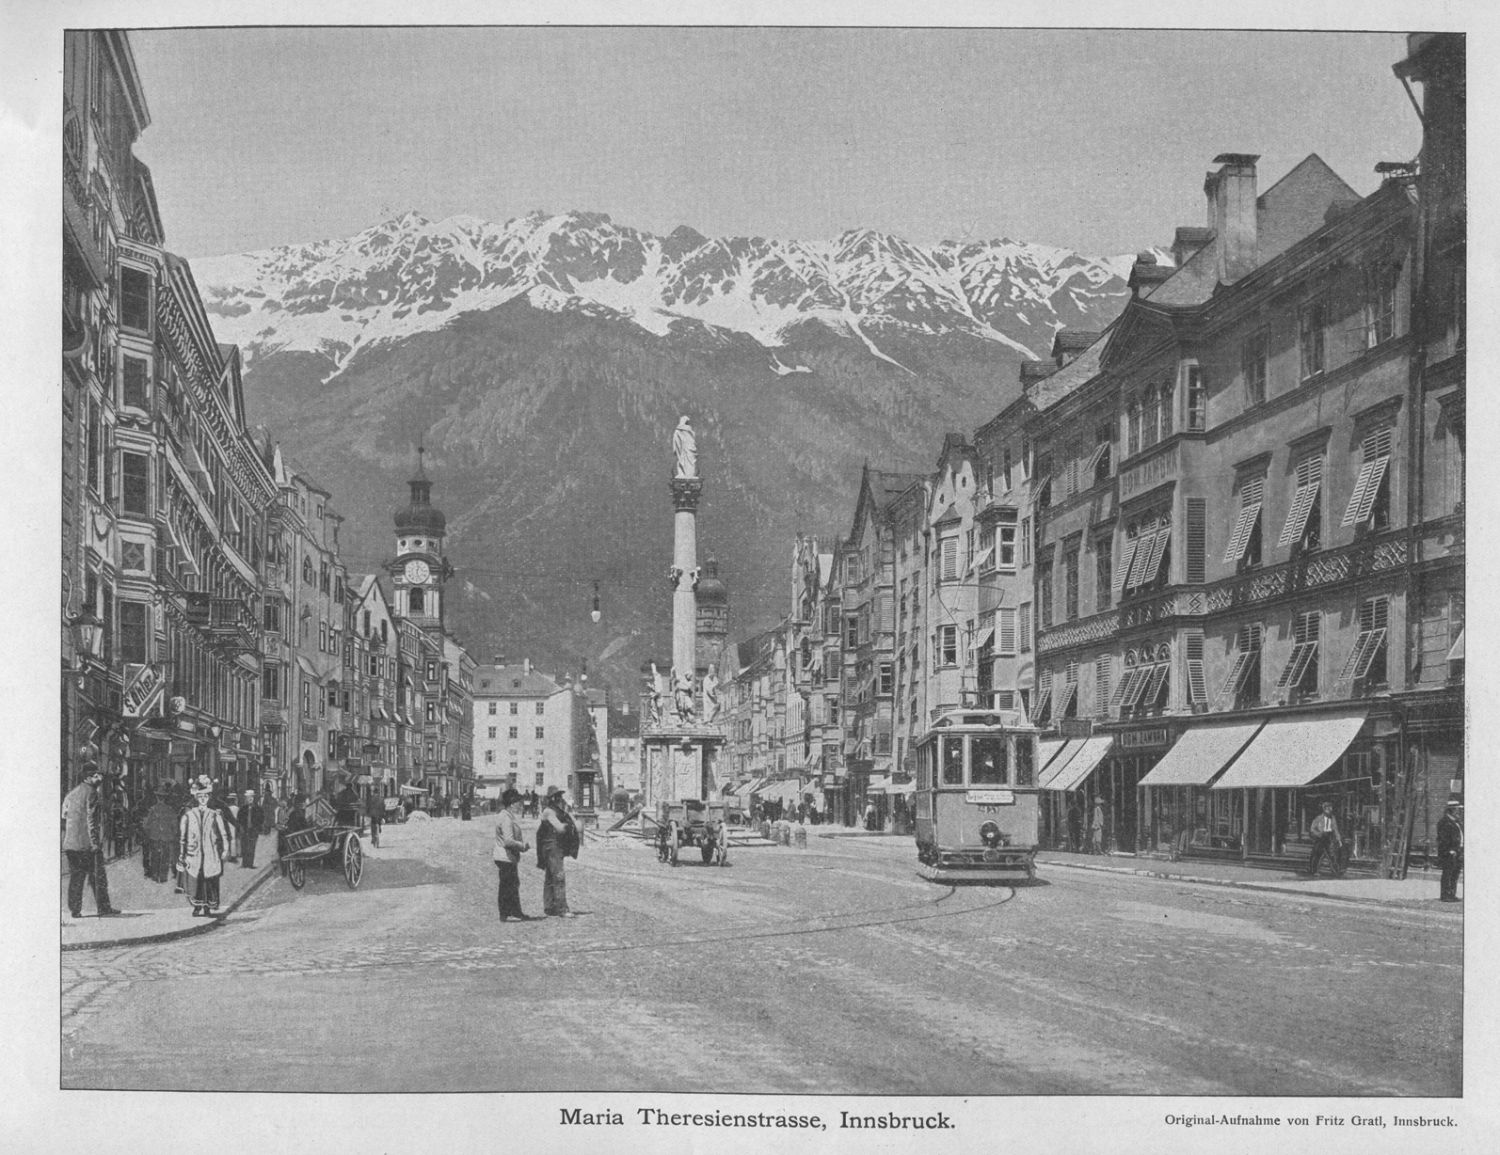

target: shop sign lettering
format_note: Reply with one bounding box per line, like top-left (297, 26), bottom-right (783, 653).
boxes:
top-left (1121, 728), bottom-right (1169, 749)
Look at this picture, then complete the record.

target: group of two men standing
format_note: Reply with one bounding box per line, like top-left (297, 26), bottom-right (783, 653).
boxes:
top-left (493, 785), bottom-right (579, 921)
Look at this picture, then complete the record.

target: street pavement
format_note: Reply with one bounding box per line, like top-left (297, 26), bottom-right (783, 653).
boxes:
top-left (61, 816), bottom-right (1462, 1095)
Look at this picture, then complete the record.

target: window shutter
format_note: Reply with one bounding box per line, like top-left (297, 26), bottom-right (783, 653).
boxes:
top-left (1114, 535), bottom-right (1139, 598)
top-left (1095, 656), bottom-right (1112, 718)
top-left (1140, 521), bottom-right (1172, 585)
top-left (1342, 429), bottom-right (1393, 527)
top-left (997, 607), bottom-right (1017, 655)
top-left (1185, 630), bottom-right (1208, 706)
top-left (941, 537), bottom-right (958, 580)
top-left (1278, 456), bottom-right (1324, 547)
top-left (1224, 478), bottom-right (1264, 563)
top-left (1177, 497), bottom-right (1205, 584)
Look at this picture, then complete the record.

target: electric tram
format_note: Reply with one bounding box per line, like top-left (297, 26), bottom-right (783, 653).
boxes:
top-left (913, 706), bottom-right (1041, 883)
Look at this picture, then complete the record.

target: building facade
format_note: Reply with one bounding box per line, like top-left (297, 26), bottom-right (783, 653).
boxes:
top-left (472, 661), bottom-right (591, 803)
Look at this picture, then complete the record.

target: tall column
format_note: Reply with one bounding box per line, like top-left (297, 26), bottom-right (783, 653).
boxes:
top-left (670, 477), bottom-right (702, 681)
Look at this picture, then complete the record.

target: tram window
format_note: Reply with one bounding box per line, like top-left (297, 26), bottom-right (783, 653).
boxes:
top-left (941, 737), bottom-right (965, 785)
top-left (1015, 737), bottom-right (1035, 785)
top-left (971, 735), bottom-right (1008, 784)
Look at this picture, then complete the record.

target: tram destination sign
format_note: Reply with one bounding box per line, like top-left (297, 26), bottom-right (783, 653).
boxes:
top-left (966, 789), bottom-right (1016, 805)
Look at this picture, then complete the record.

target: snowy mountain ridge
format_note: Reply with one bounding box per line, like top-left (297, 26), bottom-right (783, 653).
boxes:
top-left (192, 210), bottom-right (1155, 372)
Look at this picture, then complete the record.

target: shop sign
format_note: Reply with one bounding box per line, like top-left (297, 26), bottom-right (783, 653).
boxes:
top-left (1121, 728), bottom-right (1170, 749)
top-left (966, 789), bottom-right (1015, 805)
top-left (121, 663), bottom-right (166, 718)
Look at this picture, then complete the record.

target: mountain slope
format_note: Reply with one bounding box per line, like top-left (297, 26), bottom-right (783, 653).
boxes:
top-left (196, 211), bottom-right (1142, 693)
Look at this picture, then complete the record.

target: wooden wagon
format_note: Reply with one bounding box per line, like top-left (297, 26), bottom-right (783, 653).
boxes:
top-left (278, 797), bottom-right (365, 890)
top-left (655, 798), bottom-right (729, 867)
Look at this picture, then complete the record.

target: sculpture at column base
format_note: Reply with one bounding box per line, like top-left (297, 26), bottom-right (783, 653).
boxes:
top-left (671, 667), bottom-right (697, 724)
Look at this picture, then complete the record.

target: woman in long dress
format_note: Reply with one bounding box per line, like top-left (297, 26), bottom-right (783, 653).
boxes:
top-left (178, 775), bottom-right (230, 916)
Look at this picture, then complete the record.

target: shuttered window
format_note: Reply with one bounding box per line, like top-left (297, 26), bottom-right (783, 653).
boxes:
top-left (940, 537), bottom-right (959, 581)
top-left (1279, 455), bottom-right (1324, 547)
top-left (1342, 428), bottom-right (1394, 528)
top-left (997, 607), bottom-right (1018, 656)
top-left (1095, 656), bottom-right (1112, 719)
top-left (1224, 477), bottom-right (1265, 564)
top-left (1018, 603), bottom-right (1032, 653)
top-left (1184, 631), bottom-right (1208, 707)
top-left (1139, 662), bottom-right (1170, 710)
top-left (1217, 623), bottom-right (1262, 707)
top-left (1277, 612), bottom-right (1321, 696)
top-left (1114, 533), bottom-right (1139, 600)
top-left (1032, 671), bottom-right (1053, 723)
top-left (1055, 663), bottom-right (1078, 719)
top-left (1095, 537), bottom-right (1113, 612)
top-left (1341, 596), bottom-right (1390, 684)
top-left (1185, 498), bottom-right (1206, 583)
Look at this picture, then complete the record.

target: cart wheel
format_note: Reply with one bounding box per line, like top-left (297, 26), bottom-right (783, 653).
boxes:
top-left (287, 858), bottom-right (306, 890)
top-left (343, 833), bottom-right (364, 889)
top-left (656, 829), bottom-right (670, 863)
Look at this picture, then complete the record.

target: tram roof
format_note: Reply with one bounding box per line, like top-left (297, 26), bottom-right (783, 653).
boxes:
top-left (926, 708), bottom-right (1031, 731)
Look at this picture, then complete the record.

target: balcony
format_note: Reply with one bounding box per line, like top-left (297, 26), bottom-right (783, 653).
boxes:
top-left (184, 594), bottom-right (260, 655)
top-left (1203, 532), bottom-right (1409, 615)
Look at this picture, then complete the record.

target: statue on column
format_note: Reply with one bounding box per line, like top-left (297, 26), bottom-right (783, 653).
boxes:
top-left (701, 664), bottom-right (721, 724)
top-left (672, 416), bottom-right (697, 479)
top-left (647, 662), bottom-right (668, 725)
top-left (672, 667), bottom-right (697, 724)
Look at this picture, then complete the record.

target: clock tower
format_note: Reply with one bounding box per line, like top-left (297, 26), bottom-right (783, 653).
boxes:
top-left (391, 447), bottom-right (450, 625)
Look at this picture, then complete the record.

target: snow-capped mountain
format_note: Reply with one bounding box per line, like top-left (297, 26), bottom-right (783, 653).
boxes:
top-left (193, 210), bottom-right (1138, 373)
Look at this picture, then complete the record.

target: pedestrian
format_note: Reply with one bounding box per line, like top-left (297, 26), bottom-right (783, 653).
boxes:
top-left (1304, 800), bottom-right (1343, 877)
top-left (334, 777), bottom-right (361, 828)
top-left (141, 785), bottom-right (179, 882)
top-left (536, 786), bottom-right (578, 917)
top-left (1088, 798), bottom-right (1106, 854)
top-left (237, 789), bottom-right (265, 869)
top-left (460, 794), bottom-right (472, 821)
top-left (1436, 799), bottom-right (1463, 902)
top-left (178, 775), bottom-right (231, 917)
top-left (493, 788), bottom-right (534, 921)
top-left (1066, 799), bottom-right (1085, 853)
top-left (365, 790), bottom-right (385, 847)
top-left (62, 763), bottom-right (122, 918)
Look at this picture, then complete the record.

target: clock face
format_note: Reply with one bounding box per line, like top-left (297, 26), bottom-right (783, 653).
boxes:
top-left (404, 559), bottom-right (431, 584)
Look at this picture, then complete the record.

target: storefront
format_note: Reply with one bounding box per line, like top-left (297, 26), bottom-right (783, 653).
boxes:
top-left (1136, 719), bottom-right (1264, 858)
top-left (1207, 709), bottom-right (1386, 871)
top-left (1037, 735), bottom-right (1115, 849)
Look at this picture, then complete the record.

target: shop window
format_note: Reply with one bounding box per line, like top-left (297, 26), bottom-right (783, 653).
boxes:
top-left (1342, 427), bottom-right (1393, 530)
top-left (1342, 596), bottom-right (1390, 689)
top-left (1277, 612), bottom-right (1321, 701)
top-left (1280, 454), bottom-right (1324, 552)
top-left (1224, 477), bottom-right (1264, 569)
top-left (1299, 298), bottom-right (1327, 380)
top-left (1219, 624), bottom-right (1262, 709)
top-left (1242, 331), bottom-right (1268, 407)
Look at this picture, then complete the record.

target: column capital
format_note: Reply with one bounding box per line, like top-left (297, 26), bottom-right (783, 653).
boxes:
top-left (669, 477), bottom-right (703, 511)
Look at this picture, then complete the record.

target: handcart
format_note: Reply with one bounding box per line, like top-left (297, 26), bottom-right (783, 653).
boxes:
top-left (278, 797), bottom-right (365, 890)
top-left (656, 798), bottom-right (729, 867)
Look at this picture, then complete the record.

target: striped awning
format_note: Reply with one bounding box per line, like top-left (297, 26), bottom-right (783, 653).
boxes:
top-left (1212, 710), bottom-right (1366, 791)
top-left (1040, 736), bottom-right (1114, 793)
top-left (1138, 721), bottom-right (1263, 788)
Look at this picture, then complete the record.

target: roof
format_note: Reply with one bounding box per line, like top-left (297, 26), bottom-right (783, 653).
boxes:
top-left (1146, 154), bottom-right (1362, 307)
top-left (1024, 324), bottom-right (1114, 412)
top-left (471, 664), bottom-right (563, 697)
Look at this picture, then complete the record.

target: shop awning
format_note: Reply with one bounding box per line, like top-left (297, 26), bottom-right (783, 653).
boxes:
top-left (1041, 735), bottom-right (1115, 793)
top-left (1448, 628), bottom-right (1465, 662)
top-left (1138, 721), bottom-right (1264, 788)
top-left (1211, 710), bottom-right (1367, 791)
top-left (1035, 738), bottom-right (1082, 787)
top-left (295, 656), bottom-right (323, 681)
top-left (399, 783), bottom-right (428, 794)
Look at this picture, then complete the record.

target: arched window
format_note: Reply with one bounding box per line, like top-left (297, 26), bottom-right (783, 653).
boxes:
top-left (410, 587), bottom-right (425, 614)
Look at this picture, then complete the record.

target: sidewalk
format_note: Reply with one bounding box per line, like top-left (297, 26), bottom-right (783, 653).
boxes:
top-left (1036, 849), bottom-right (1463, 909)
top-left (61, 842), bottom-right (281, 951)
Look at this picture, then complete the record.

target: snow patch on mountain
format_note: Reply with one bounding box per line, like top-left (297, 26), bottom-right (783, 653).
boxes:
top-left (192, 210), bottom-right (1140, 372)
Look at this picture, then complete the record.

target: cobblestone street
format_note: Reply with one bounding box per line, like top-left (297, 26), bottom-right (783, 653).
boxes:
top-left (59, 817), bottom-right (1461, 1095)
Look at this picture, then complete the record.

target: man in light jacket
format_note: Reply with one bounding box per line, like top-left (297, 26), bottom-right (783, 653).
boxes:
top-left (493, 788), bottom-right (533, 922)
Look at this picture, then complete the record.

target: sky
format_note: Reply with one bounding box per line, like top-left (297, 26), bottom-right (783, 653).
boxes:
top-left (127, 27), bottom-right (1421, 261)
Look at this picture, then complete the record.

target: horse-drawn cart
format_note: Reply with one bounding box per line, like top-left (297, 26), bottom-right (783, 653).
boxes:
top-left (655, 798), bottom-right (729, 867)
top-left (279, 797), bottom-right (364, 890)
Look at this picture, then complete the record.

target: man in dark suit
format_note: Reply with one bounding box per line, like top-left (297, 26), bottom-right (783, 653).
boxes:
top-left (1436, 799), bottom-right (1463, 902)
top-left (237, 790), bottom-right (266, 869)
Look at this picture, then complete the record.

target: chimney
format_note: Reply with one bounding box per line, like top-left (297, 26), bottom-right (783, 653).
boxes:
top-left (523, 658), bottom-right (531, 675)
top-left (1128, 252), bottom-right (1173, 298)
top-left (1019, 360), bottom-right (1054, 386)
top-left (1204, 153), bottom-right (1260, 284)
top-left (1171, 226), bottom-right (1214, 269)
